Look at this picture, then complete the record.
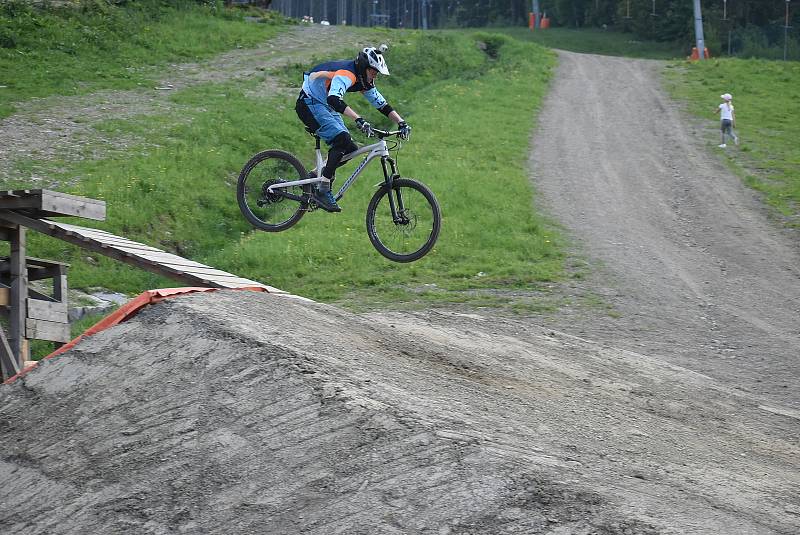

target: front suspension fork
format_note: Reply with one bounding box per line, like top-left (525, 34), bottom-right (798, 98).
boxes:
top-left (381, 157), bottom-right (408, 223)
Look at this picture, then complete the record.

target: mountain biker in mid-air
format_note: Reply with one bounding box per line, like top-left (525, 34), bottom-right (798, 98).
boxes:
top-left (294, 45), bottom-right (411, 213)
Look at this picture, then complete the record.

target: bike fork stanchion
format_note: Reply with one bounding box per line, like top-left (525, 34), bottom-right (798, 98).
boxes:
top-left (380, 158), bottom-right (401, 221)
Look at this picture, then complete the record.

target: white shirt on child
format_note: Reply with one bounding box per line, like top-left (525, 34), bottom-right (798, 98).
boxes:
top-left (719, 102), bottom-right (734, 121)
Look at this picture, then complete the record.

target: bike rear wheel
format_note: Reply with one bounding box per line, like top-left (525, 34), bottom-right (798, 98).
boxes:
top-left (366, 178), bottom-right (441, 263)
top-left (237, 150), bottom-right (310, 232)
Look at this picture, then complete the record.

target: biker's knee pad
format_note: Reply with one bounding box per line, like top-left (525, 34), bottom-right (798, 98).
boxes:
top-left (324, 132), bottom-right (358, 177)
top-left (331, 131), bottom-right (358, 155)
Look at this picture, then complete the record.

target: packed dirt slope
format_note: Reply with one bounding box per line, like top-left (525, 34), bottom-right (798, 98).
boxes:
top-left (529, 52), bottom-right (800, 411)
top-left (1, 28), bottom-right (800, 535)
top-left (1, 291), bottom-right (798, 534)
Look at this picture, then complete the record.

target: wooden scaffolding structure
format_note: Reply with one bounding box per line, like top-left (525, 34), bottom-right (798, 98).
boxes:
top-left (0, 189), bottom-right (276, 381)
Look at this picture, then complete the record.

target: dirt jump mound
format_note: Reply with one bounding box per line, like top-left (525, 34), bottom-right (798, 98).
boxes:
top-left (1, 291), bottom-right (797, 534)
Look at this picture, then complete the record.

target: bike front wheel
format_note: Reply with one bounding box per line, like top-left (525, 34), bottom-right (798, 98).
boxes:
top-left (366, 178), bottom-right (442, 263)
top-left (237, 150), bottom-right (310, 232)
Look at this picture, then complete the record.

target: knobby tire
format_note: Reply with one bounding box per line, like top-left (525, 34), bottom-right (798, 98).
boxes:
top-left (366, 178), bottom-right (441, 263)
top-left (237, 150), bottom-right (310, 232)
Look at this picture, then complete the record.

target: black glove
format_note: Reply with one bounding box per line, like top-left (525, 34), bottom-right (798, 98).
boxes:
top-left (398, 121), bottom-right (411, 141)
top-left (355, 117), bottom-right (373, 137)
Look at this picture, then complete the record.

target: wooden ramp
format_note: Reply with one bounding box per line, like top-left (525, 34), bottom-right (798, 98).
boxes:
top-left (0, 189), bottom-right (286, 379)
top-left (2, 212), bottom-right (281, 292)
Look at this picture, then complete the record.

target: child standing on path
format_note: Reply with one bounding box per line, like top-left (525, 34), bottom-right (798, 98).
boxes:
top-left (715, 93), bottom-right (739, 148)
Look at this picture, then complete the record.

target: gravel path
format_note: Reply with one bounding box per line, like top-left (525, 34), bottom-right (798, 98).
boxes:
top-left (528, 51), bottom-right (800, 410)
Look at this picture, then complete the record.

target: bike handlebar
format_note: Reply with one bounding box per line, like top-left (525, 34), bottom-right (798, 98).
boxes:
top-left (370, 128), bottom-right (402, 139)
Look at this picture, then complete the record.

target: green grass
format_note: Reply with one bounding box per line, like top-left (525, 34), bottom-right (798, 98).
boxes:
top-left (0, 0), bottom-right (289, 118)
top-left (663, 58), bottom-right (800, 224)
top-left (216, 33), bottom-right (562, 303)
top-left (498, 26), bottom-right (685, 59)
top-left (10, 28), bottom-right (563, 308)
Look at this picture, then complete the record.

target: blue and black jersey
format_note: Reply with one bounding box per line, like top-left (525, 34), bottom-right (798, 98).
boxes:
top-left (301, 60), bottom-right (394, 117)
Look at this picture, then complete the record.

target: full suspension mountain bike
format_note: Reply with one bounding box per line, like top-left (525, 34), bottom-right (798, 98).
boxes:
top-left (237, 129), bottom-right (441, 263)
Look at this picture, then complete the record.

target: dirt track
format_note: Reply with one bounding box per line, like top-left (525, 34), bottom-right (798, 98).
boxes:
top-left (1, 32), bottom-right (800, 534)
top-left (527, 51), bottom-right (800, 410)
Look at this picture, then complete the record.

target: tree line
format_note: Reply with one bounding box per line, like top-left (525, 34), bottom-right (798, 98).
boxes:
top-left (264, 0), bottom-right (796, 57)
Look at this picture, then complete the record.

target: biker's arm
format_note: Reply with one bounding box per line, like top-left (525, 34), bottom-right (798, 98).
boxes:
top-left (327, 70), bottom-right (362, 119)
top-left (387, 110), bottom-right (405, 125)
top-left (326, 94), bottom-right (364, 122)
top-left (363, 87), bottom-right (404, 122)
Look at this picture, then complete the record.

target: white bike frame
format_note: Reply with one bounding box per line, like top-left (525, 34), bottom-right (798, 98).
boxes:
top-left (266, 136), bottom-right (393, 201)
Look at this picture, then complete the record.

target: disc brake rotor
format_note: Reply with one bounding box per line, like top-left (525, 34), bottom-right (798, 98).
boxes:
top-left (258, 179), bottom-right (287, 206)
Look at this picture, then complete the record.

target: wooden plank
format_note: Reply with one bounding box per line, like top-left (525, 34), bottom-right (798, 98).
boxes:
top-left (3, 189), bottom-right (40, 197)
top-left (0, 212), bottom-right (272, 291)
top-left (63, 236), bottom-right (165, 255)
top-left (39, 190), bottom-right (106, 221)
top-left (21, 256), bottom-right (70, 268)
top-left (190, 274), bottom-right (268, 286)
top-left (0, 264), bottom-right (59, 281)
top-left (27, 299), bottom-right (68, 322)
top-left (117, 249), bottom-right (210, 267)
top-left (0, 190), bottom-right (41, 211)
top-left (88, 239), bottom-right (165, 254)
top-left (0, 257), bottom-right (70, 280)
top-left (9, 226), bottom-right (28, 367)
top-left (72, 229), bottom-right (156, 244)
top-left (96, 239), bottom-right (165, 252)
top-left (0, 287), bottom-right (7, 306)
top-left (60, 227), bottom-right (151, 244)
top-left (0, 190), bottom-right (105, 220)
top-left (26, 318), bottom-right (70, 343)
top-left (158, 264), bottom-right (247, 278)
top-left (55, 222), bottom-right (118, 236)
top-left (26, 266), bottom-right (63, 282)
top-left (215, 280), bottom-right (273, 289)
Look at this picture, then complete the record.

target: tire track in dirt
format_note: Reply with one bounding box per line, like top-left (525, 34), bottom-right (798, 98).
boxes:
top-left (3, 291), bottom-right (798, 533)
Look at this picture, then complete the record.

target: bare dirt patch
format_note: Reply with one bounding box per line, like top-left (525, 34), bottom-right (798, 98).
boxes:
top-left (2, 291), bottom-right (798, 534)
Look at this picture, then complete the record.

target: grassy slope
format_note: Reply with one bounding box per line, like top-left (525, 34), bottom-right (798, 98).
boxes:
top-left (0, 0), bottom-right (288, 118)
top-left (4, 10), bottom-right (562, 306)
top-left (663, 58), bottom-right (800, 224)
top-left (214, 32), bottom-right (561, 304)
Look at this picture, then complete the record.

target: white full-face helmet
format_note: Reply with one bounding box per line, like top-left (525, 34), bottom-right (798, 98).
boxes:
top-left (356, 46), bottom-right (390, 76)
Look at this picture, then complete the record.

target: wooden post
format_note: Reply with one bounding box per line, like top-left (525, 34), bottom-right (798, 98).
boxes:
top-left (53, 264), bottom-right (68, 304)
top-left (9, 225), bottom-right (28, 368)
top-left (0, 323), bottom-right (19, 380)
top-left (53, 263), bottom-right (68, 351)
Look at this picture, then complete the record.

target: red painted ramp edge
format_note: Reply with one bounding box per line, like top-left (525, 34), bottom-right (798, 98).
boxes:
top-left (3, 286), bottom-right (267, 385)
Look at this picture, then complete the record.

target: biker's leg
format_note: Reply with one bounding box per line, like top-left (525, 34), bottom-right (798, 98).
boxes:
top-left (301, 100), bottom-right (353, 211)
top-left (305, 103), bottom-right (357, 191)
top-left (295, 93), bottom-right (321, 136)
top-left (322, 131), bottom-right (358, 187)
